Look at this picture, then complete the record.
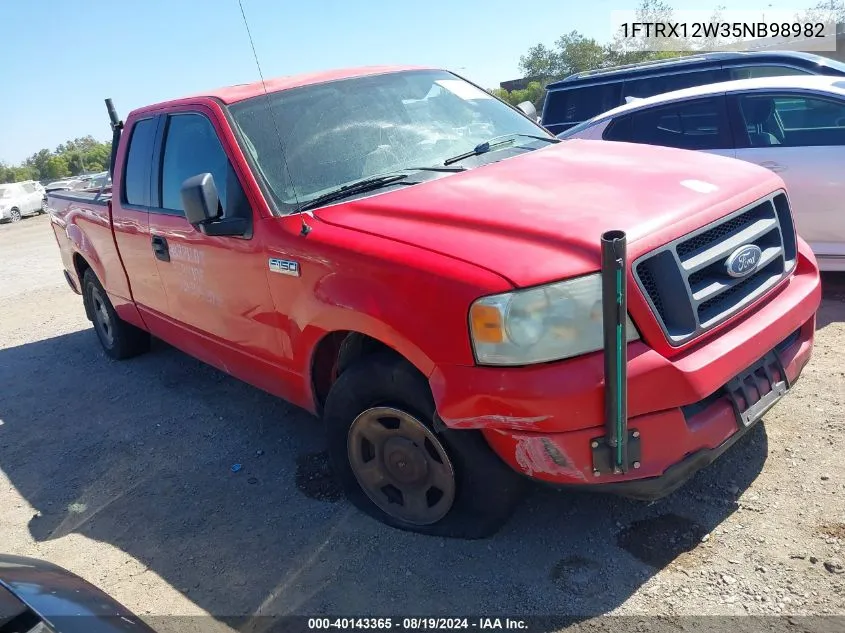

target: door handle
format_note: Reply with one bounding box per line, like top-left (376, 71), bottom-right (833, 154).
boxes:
top-left (151, 235), bottom-right (170, 262)
top-left (758, 160), bottom-right (787, 173)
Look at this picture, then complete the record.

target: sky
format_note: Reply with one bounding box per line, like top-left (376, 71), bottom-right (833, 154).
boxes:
top-left (0, 0), bottom-right (819, 164)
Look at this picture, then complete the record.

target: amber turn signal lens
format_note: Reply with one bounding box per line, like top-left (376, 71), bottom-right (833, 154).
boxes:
top-left (470, 304), bottom-right (504, 344)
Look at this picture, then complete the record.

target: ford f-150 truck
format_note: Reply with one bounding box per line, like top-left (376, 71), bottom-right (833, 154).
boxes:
top-left (48, 66), bottom-right (821, 538)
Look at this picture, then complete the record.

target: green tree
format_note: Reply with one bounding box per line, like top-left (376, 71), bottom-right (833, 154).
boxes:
top-left (518, 43), bottom-right (561, 80)
top-left (607, 0), bottom-right (691, 65)
top-left (82, 144), bottom-right (110, 172)
top-left (26, 149), bottom-right (53, 180)
top-left (800, 0), bottom-right (845, 22)
top-left (43, 155), bottom-right (70, 180)
top-left (554, 31), bottom-right (608, 76)
top-left (67, 152), bottom-right (87, 176)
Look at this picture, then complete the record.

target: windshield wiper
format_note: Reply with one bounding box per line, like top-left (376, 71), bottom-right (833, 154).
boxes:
top-left (297, 174), bottom-right (413, 213)
top-left (443, 133), bottom-right (560, 166)
top-left (297, 166), bottom-right (466, 213)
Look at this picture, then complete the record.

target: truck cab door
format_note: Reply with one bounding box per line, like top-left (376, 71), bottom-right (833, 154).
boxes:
top-left (145, 107), bottom-right (289, 395)
top-left (110, 116), bottom-right (171, 323)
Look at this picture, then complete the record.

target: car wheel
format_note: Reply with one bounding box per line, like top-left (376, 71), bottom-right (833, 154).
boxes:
top-left (82, 269), bottom-right (151, 360)
top-left (324, 351), bottom-right (526, 538)
top-left (10, 208), bottom-right (21, 223)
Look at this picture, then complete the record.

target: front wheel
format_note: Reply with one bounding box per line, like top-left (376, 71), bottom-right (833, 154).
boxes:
top-left (82, 270), bottom-right (150, 360)
top-left (324, 352), bottom-right (526, 538)
top-left (10, 208), bottom-right (21, 223)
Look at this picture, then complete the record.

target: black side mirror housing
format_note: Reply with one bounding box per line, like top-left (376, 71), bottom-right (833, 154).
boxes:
top-left (181, 173), bottom-right (221, 226)
top-left (180, 173), bottom-right (250, 237)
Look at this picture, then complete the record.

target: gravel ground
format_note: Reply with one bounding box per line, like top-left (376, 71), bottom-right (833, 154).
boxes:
top-left (1, 214), bottom-right (844, 629)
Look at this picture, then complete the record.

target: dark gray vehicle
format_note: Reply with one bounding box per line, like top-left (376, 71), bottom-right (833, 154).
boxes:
top-left (0, 555), bottom-right (156, 633)
top-left (542, 51), bottom-right (845, 134)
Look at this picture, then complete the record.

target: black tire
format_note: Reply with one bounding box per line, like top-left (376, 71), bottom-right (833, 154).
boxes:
top-left (10, 208), bottom-right (21, 223)
top-left (324, 352), bottom-right (526, 538)
top-left (82, 269), bottom-right (150, 360)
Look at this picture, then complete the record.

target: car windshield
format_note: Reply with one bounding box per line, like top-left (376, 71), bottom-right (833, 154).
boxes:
top-left (228, 69), bottom-right (550, 211)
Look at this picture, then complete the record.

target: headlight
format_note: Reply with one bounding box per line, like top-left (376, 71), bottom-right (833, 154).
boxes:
top-left (469, 273), bottom-right (639, 366)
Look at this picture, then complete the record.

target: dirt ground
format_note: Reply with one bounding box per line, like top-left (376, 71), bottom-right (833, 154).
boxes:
top-left (1, 214), bottom-right (844, 630)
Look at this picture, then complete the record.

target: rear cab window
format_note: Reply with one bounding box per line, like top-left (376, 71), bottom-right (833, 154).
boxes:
top-left (122, 117), bottom-right (158, 207)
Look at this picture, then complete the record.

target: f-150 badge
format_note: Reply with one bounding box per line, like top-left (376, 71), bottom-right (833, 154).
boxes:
top-left (268, 258), bottom-right (300, 277)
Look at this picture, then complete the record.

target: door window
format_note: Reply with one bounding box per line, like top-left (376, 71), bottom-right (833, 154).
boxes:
top-left (602, 115), bottom-right (633, 141)
top-left (160, 114), bottom-right (230, 214)
top-left (21, 182), bottom-right (36, 194)
top-left (626, 97), bottom-right (731, 150)
top-left (735, 93), bottom-right (845, 147)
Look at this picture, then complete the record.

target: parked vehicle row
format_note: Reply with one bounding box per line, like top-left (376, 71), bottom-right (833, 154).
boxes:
top-left (541, 50), bottom-right (845, 135)
top-left (559, 75), bottom-right (845, 272)
top-left (43, 171), bottom-right (111, 194)
top-left (48, 66), bottom-right (820, 537)
top-left (0, 180), bottom-right (45, 222)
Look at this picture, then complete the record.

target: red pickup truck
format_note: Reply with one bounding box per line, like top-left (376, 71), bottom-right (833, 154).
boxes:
top-left (48, 66), bottom-right (821, 538)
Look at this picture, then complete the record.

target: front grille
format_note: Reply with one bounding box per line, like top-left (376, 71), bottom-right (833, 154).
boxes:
top-left (634, 192), bottom-right (797, 346)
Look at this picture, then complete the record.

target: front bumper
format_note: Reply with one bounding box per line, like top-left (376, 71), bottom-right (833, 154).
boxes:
top-left (430, 249), bottom-right (821, 492)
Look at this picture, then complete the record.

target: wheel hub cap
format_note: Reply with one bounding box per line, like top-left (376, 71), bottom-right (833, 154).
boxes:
top-left (383, 437), bottom-right (428, 484)
top-left (91, 288), bottom-right (114, 346)
top-left (347, 406), bottom-right (456, 525)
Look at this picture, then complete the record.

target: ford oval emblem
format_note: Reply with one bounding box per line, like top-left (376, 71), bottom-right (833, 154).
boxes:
top-left (725, 244), bottom-right (763, 278)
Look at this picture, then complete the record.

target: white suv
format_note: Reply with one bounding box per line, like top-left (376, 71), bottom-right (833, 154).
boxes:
top-left (0, 181), bottom-right (46, 223)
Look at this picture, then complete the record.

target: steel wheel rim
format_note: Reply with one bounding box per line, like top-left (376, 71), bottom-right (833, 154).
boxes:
top-left (90, 286), bottom-right (114, 347)
top-left (348, 406), bottom-right (456, 525)
top-left (10, 210), bottom-right (21, 222)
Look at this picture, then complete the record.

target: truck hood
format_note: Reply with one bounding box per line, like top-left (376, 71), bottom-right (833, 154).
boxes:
top-left (314, 139), bottom-right (784, 287)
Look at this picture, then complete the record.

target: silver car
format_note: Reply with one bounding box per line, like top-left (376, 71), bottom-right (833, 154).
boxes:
top-left (560, 75), bottom-right (845, 271)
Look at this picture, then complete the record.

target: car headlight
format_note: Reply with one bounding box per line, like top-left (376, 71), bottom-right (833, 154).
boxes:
top-left (469, 273), bottom-right (639, 366)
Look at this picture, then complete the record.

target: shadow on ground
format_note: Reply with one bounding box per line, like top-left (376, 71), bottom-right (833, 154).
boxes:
top-left (0, 328), bottom-right (770, 624)
top-left (818, 272), bottom-right (845, 328)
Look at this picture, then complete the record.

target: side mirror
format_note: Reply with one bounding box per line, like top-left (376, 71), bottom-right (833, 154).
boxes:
top-left (181, 173), bottom-right (221, 226)
top-left (517, 101), bottom-right (538, 121)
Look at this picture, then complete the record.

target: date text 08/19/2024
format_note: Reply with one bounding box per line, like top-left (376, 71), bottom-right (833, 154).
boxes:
top-left (307, 618), bottom-right (528, 630)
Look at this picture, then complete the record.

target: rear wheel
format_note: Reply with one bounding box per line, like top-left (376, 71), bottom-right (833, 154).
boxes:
top-left (324, 352), bottom-right (526, 538)
top-left (82, 270), bottom-right (150, 359)
top-left (10, 208), bottom-right (21, 223)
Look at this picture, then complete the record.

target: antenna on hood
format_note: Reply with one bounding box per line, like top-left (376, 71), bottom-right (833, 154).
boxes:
top-left (237, 0), bottom-right (310, 236)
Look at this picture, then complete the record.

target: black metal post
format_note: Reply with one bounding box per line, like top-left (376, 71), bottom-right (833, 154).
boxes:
top-left (105, 98), bottom-right (123, 179)
top-left (601, 230), bottom-right (629, 473)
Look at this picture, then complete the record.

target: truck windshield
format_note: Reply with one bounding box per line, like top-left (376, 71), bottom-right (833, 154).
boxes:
top-left (228, 69), bottom-right (550, 212)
